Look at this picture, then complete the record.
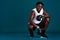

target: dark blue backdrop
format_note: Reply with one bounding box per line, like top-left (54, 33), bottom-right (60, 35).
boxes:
top-left (0, 0), bottom-right (60, 33)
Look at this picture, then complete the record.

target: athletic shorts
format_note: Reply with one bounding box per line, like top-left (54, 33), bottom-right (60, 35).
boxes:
top-left (33, 19), bottom-right (46, 31)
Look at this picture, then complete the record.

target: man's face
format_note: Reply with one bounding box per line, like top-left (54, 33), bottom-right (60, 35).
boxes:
top-left (36, 4), bottom-right (43, 11)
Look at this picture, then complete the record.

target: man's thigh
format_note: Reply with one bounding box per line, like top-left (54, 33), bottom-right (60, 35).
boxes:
top-left (39, 19), bottom-right (46, 28)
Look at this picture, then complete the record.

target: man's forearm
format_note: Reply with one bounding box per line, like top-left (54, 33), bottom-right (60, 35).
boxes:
top-left (44, 17), bottom-right (50, 30)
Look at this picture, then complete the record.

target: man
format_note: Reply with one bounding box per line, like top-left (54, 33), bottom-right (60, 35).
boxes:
top-left (28, 2), bottom-right (50, 38)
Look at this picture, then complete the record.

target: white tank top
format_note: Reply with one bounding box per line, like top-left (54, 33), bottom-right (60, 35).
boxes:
top-left (32, 8), bottom-right (44, 24)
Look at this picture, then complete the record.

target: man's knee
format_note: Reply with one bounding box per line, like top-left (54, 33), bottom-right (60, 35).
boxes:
top-left (28, 24), bottom-right (36, 31)
top-left (28, 24), bottom-right (33, 30)
top-left (46, 18), bottom-right (50, 22)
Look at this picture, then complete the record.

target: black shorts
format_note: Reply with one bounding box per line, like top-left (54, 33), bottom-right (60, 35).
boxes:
top-left (33, 20), bottom-right (46, 31)
top-left (36, 19), bottom-right (46, 28)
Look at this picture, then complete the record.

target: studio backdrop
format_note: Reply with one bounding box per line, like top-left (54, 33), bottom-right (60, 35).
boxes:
top-left (0, 0), bottom-right (60, 33)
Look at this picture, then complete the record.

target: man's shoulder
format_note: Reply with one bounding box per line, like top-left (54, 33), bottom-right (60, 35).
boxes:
top-left (31, 8), bottom-right (36, 14)
top-left (32, 8), bottom-right (36, 11)
top-left (31, 8), bottom-right (36, 13)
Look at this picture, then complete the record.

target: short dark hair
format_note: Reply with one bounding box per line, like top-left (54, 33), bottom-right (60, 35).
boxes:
top-left (36, 2), bottom-right (44, 6)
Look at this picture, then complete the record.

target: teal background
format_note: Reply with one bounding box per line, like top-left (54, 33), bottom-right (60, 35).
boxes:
top-left (0, 0), bottom-right (60, 33)
top-left (0, 0), bottom-right (60, 40)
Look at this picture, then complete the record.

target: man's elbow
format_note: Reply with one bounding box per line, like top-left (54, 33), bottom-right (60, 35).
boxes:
top-left (46, 15), bottom-right (50, 18)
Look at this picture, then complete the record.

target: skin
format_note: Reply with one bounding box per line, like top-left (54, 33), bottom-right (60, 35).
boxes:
top-left (28, 4), bottom-right (50, 33)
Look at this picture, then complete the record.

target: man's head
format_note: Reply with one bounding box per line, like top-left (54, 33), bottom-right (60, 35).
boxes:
top-left (36, 2), bottom-right (44, 11)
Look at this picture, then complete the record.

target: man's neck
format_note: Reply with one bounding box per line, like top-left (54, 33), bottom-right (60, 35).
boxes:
top-left (37, 9), bottom-right (40, 13)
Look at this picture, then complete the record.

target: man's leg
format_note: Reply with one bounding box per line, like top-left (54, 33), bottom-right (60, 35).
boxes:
top-left (28, 24), bottom-right (36, 37)
top-left (39, 17), bottom-right (50, 33)
top-left (40, 17), bottom-right (50, 38)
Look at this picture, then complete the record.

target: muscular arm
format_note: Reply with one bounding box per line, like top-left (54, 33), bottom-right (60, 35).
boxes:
top-left (43, 10), bottom-right (50, 30)
top-left (30, 11), bottom-right (36, 27)
top-left (43, 10), bottom-right (50, 18)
